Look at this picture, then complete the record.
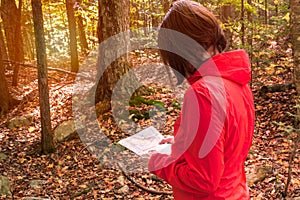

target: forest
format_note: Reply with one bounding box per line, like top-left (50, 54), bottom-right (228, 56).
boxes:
top-left (0, 0), bottom-right (299, 199)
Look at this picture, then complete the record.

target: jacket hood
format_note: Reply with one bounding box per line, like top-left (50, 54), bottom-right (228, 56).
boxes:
top-left (188, 50), bottom-right (251, 85)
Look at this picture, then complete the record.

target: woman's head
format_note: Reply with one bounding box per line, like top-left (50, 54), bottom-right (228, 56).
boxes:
top-left (158, 0), bottom-right (227, 83)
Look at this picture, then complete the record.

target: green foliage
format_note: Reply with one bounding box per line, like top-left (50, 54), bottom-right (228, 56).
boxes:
top-left (274, 121), bottom-right (294, 134)
top-left (276, 100), bottom-right (300, 136)
top-left (274, 101), bottom-right (300, 197)
top-left (28, 0), bottom-right (168, 65)
top-left (129, 95), bottom-right (165, 121)
top-left (14, 0), bottom-right (292, 72)
top-left (171, 99), bottom-right (181, 110)
top-left (43, 2), bottom-right (69, 59)
top-left (128, 89), bottom-right (180, 122)
top-left (219, 0), bottom-right (290, 71)
top-left (130, 0), bottom-right (164, 30)
top-left (130, 0), bottom-right (165, 48)
top-left (20, 0), bottom-right (99, 66)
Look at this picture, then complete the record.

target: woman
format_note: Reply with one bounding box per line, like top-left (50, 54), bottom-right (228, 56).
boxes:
top-left (147, 1), bottom-right (255, 199)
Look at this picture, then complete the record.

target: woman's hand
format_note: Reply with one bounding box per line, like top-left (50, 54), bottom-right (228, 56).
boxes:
top-left (141, 150), bottom-right (159, 159)
top-left (140, 150), bottom-right (159, 171)
top-left (159, 136), bottom-right (174, 144)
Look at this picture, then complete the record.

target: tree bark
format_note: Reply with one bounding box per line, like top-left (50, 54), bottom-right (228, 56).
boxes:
top-left (0, 0), bottom-right (24, 86)
top-left (219, 2), bottom-right (236, 49)
top-left (0, 23), bottom-right (18, 115)
top-left (66, 0), bottom-right (79, 73)
top-left (0, 50), bottom-right (11, 115)
top-left (12, 0), bottom-right (23, 86)
top-left (241, 0), bottom-right (245, 45)
top-left (0, 23), bottom-right (8, 61)
top-left (95, 0), bottom-right (132, 114)
top-left (32, 0), bottom-right (55, 154)
top-left (247, 0), bottom-right (253, 60)
top-left (289, 1), bottom-right (300, 197)
top-left (291, 0), bottom-right (300, 95)
top-left (77, 14), bottom-right (89, 54)
top-left (264, 0), bottom-right (268, 25)
top-left (161, 0), bottom-right (171, 14)
top-left (75, 0), bottom-right (89, 55)
top-left (260, 83), bottom-right (295, 93)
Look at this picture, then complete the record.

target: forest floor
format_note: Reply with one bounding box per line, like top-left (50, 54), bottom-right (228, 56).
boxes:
top-left (0, 51), bottom-right (300, 199)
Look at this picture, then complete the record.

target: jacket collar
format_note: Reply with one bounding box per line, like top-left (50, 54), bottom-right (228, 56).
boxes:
top-left (188, 50), bottom-right (251, 86)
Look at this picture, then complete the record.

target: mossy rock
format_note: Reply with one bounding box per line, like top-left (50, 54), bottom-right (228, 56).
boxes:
top-left (0, 175), bottom-right (11, 196)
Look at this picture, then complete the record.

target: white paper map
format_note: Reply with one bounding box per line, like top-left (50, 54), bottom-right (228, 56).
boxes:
top-left (118, 126), bottom-right (172, 156)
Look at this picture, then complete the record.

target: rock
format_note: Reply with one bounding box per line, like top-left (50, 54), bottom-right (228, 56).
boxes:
top-left (23, 198), bottom-right (50, 200)
top-left (117, 175), bottom-right (125, 186)
top-left (247, 165), bottom-right (272, 186)
top-left (0, 153), bottom-right (7, 161)
top-left (116, 185), bottom-right (129, 194)
top-left (54, 120), bottom-right (84, 142)
top-left (0, 175), bottom-right (11, 196)
top-left (6, 116), bottom-right (32, 129)
top-left (29, 179), bottom-right (46, 189)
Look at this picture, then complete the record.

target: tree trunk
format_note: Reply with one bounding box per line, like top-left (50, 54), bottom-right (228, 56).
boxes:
top-left (95, 0), bottom-right (132, 114)
top-left (289, 1), bottom-right (300, 196)
top-left (32, 0), bottom-right (55, 154)
top-left (0, 50), bottom-right (11, 115)
top-left (161, 0), bottom-right (171, 14)
top-left (291, 0), bottom-right (300, 95)
top-left (219, 2), bottom-right (236, 49)
top-left (264, 0), bottom-right (268, 25)
top-left (66, 0), bottom-right (79, 73)
top-left (260, 83), bottom-right (295, 93)
top-left (12, 0), bottom-right (23, 86)
top-left (77, 14), bottom-right (89, 55)
top-left (0, 0), bottom-right (24, 86)
top-left (1, 0), bottom-right (18, 62)
top-left (241, 0), bottom-right (245, 46)
top-left (97, 0), bottom-right (101, 43)
top-left (247, 0), bottom-right (253, 60)
top-left (75, 0), bottom-right (89, 55)
top-left (0, 23), bottom-right (8, 61)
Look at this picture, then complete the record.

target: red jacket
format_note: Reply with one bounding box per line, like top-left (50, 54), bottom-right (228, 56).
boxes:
top-left (148, 50), bottom-right (255, 199)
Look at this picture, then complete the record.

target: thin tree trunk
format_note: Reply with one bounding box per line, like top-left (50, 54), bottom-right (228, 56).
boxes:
top-left (97, 0), bottom-right (101, 43)
top-left (264, 0), bottom-right (268, 25)
top-left (0, 50), bottom-right (11, 115)
top-left (75, 0), bottom-right (89, 55)
top-left (24, 30), bottom-right (35, 60)
top-left (161, 0), bottom-right (171, 14)
top-left (291, 0), bottom-right (300, 95)
top-left (77, 14), bottom-right (89, 55)
top-left (0, 23), bottom-right (8, 61)
top-left (283, 133), bottom-right (299, 197)
top-left (289, 0), bottom-right (300, 196)
top-left (219, 2), bottom-right (235, 49)
top-left (32, 0), bottom-right (55, 154)
top-left (12, 0), bottom-right (23, 86)
top-left (66, 0), bottom-right (79, 73)
top-left (247, 0), bottom-right (253, 60)
top-left (241, 0), bottom-right (245, 46)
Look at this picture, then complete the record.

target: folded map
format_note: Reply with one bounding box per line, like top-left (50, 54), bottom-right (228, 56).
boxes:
top-left (118, 126), bottom-right (172, 156)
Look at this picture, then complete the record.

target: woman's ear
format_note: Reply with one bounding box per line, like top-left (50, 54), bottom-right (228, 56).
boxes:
top-left (207, 45), bottom-right (219, 56)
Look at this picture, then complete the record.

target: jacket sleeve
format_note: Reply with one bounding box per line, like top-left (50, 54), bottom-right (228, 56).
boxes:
top-left (148, 86), bottom-right (226, 195)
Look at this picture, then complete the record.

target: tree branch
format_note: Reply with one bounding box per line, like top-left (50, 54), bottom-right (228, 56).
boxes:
top-left (260, 82), bottom-right (295, 93)
top-left (3, 59), bottom-right (92, 80)
top-left (117, 163), bottom-right (173, 195)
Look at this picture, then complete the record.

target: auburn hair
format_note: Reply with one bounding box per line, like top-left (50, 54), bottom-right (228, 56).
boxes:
top-left (158, 0), bottom-right (227, 84)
